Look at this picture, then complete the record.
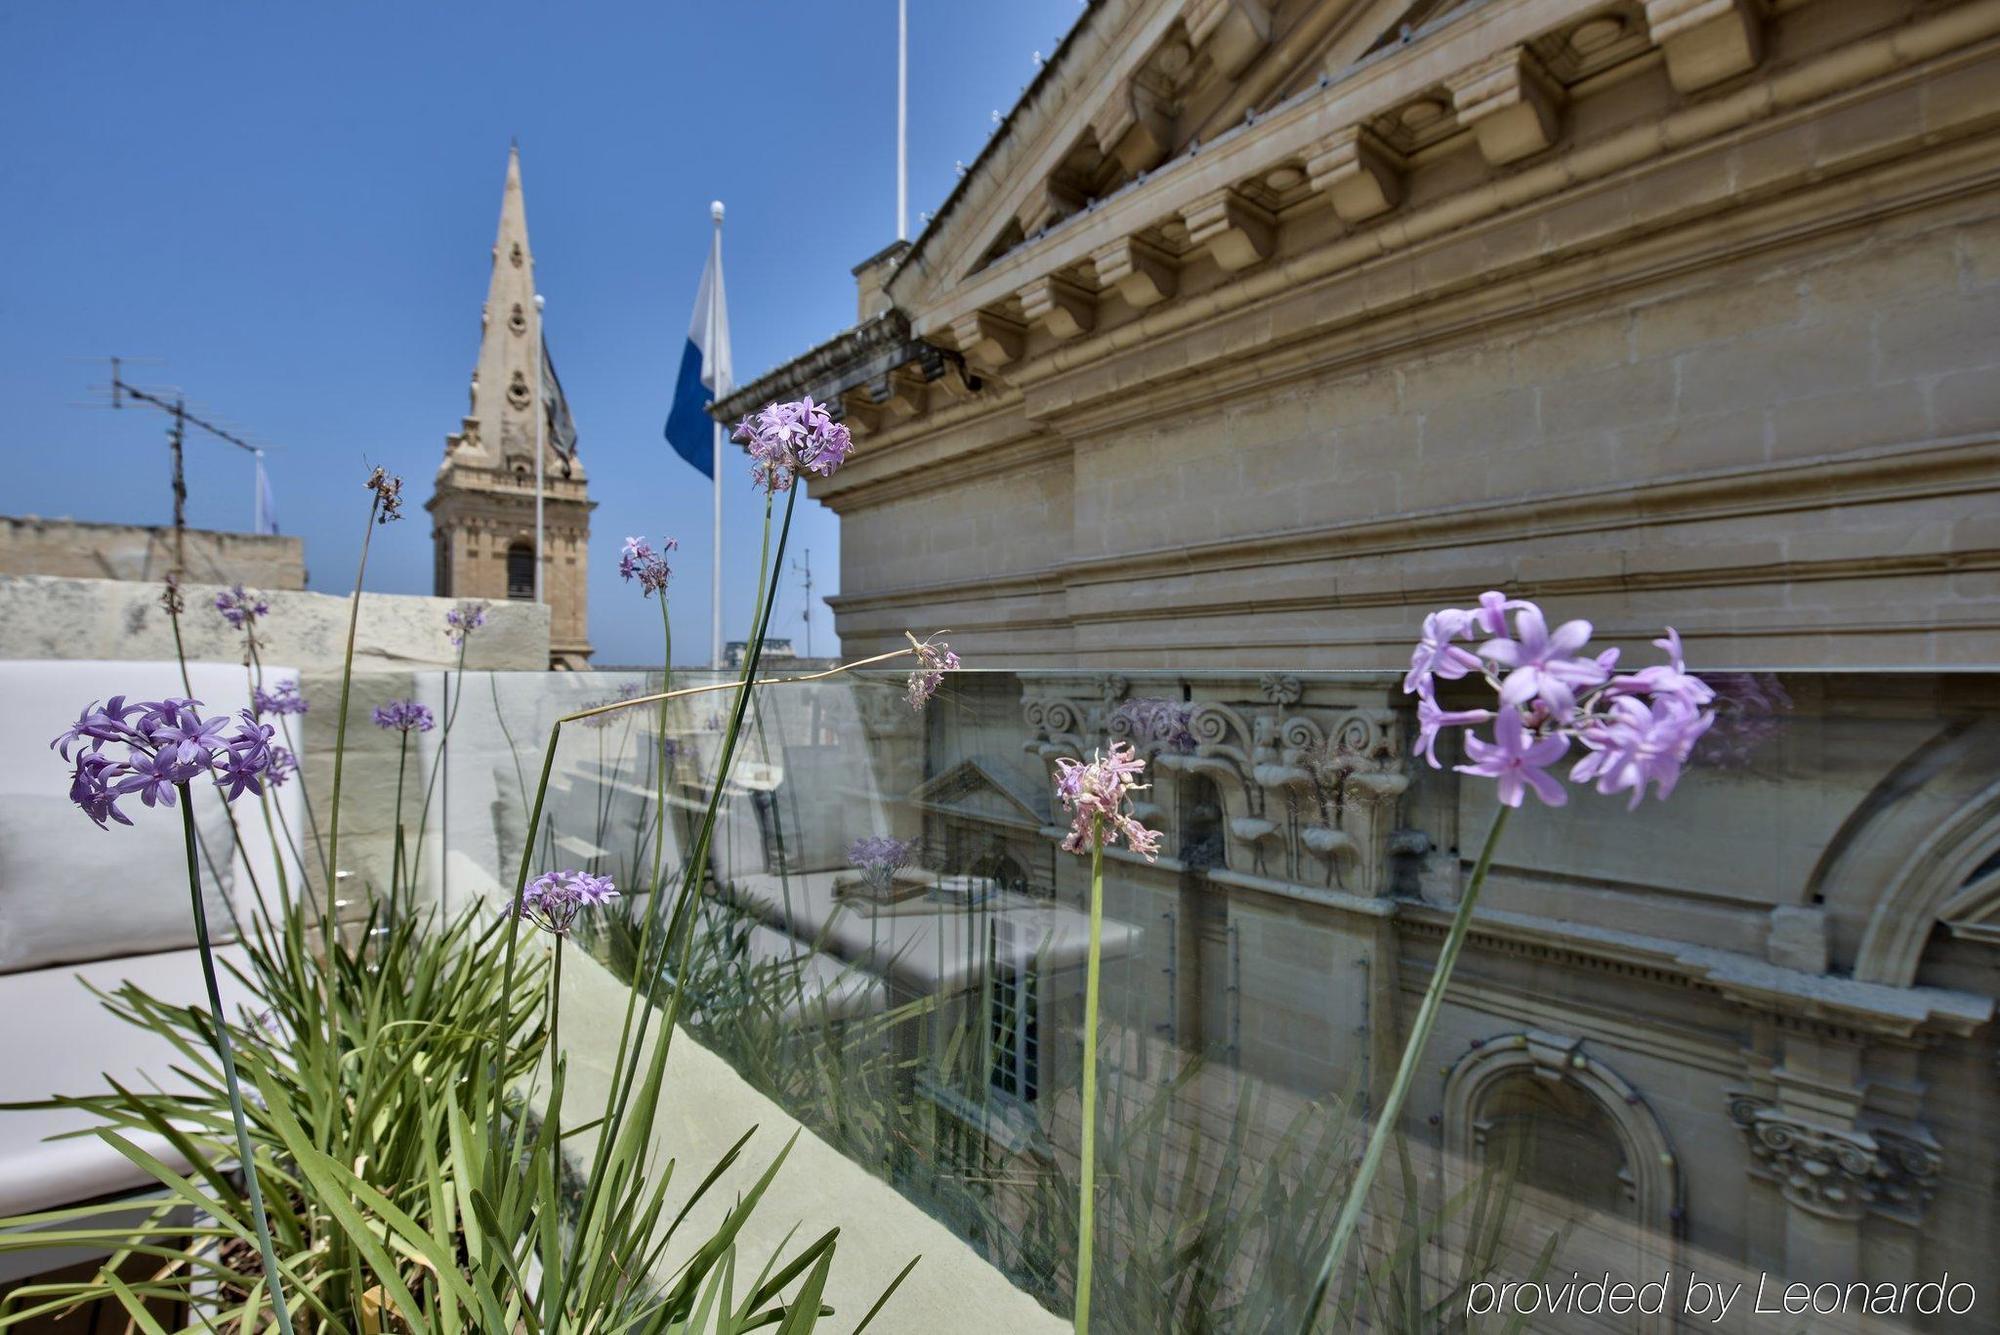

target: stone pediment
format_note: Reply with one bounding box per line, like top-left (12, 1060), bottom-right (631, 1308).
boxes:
top-left (910, 757), bottom-right (1047, 831)
top-left (889, 0), bottom-right (1431, 311)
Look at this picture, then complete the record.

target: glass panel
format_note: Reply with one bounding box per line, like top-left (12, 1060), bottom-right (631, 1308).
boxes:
top-left (374, 665), bottom-right (1997, 1332)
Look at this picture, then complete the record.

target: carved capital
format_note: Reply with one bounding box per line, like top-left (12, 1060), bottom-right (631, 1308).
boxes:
top-left (946, 310), bottom-right (1026, 373)
top-left (1091, 235), bottom-right (1178, 308)
top-left (1020, 274), bottom-right (1096, 341)
top-left (1306, 126), bottom-right (1406, 223)
top-left (1728, 1096), bottom-right (1942, 1223)
top-left (1447, 46), bottom-right (1563, 166)
top-left (1644, 0), bottom-right (1761, 93)
top-left (1182, 188), bottom-right (1276, 272)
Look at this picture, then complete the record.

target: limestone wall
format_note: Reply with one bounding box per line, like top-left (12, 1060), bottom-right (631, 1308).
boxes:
top-left (0, 516), bottom-right (306, 589)
top-left (0, 573), bottom-right (547, 671)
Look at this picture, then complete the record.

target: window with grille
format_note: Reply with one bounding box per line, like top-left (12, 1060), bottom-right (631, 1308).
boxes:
top-left (987, 920), bottom-right (1039, 1104)
top-left (506, 543), bottom-right (534, 600)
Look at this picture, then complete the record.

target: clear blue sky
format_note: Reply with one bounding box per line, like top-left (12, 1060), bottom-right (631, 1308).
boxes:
top-left (0, 2), bottom-right (1082, 665)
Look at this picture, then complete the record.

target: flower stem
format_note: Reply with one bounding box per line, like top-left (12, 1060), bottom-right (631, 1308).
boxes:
top-left (177, 786), bottom-right (295, 1335)
top-left (1298, 802), bottom-right (1513, 1333)
top-left (324, 493), bottom-right (382, 963)
top-left (1075, 824), bottom-right (1106, 1335)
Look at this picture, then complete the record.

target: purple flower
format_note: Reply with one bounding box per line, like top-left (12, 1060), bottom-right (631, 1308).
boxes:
top-left (1457, 709), bottom-right (1571, 809)
top-left (1570, 696), bottom-right (1714, 809)
top-left (1404, 608), bottom-right (1483, 697)
top-left (1054, 741), bottom-right (1162, 860)
top-left (904, 633), bottom-right (959, 710)
top-left (114, 749), bottom-right (185, 809)
top-left (446, 601), bottom-right (488, 647)
top-left (732, 397), bottom-right (855, 496)
top-left (618, 536), bottom-right (677, 597)
top-left (1478, 604), bottom-right (1607, 715)
top-left (1415, 695), bottom-right (1494, 769)
top-left (1402, 591), bottom-right (1715, 810)
top-left (849, 835), bottom-right (918, 894)
top-left (253, 681), bottom-right (308, 718)
top-left (515, 868), bottom-right (619, 937)
top-left (213, 585), bottom-right (271, 632)
top-left (371, 700), bottom-right (435, 733)
top-left (52, 696), bottom-right (284, 826)
top-left (264, 745), bottom-right (298, 788)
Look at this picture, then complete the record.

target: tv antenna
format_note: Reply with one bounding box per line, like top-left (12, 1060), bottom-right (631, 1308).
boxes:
top-left (88, 357), bottom-right (279, 579)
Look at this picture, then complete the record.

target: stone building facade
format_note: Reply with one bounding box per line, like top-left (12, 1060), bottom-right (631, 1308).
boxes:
top-left (721, 0), bottom-right (2000, 1321)
top-left (428, 147), bottom-right (594, 669)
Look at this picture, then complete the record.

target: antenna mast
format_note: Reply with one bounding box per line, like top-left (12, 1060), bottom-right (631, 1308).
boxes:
top-left (793, 547), bottom-right (815, 659)
top-left (98, 358), bottom-right (277, 580)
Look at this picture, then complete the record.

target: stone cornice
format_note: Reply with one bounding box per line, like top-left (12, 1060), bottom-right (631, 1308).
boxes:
top-left (814, 29), bottom-right (2000, 501)
top-left (826, 433), bottom-right (2000, 618)
top-left (1401, 902), bottom-right (1993, 1041)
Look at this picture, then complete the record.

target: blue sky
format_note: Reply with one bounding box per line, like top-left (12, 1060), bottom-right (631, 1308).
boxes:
top-left (0, 2), bottom-right (1082, 665)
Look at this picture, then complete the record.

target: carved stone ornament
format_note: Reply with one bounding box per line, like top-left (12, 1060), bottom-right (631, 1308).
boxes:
top-left (1727, 1095), bottom-right (1941, 1223)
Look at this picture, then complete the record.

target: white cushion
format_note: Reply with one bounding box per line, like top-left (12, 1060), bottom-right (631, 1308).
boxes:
top-left (0, 660), bottom-right (305, 974)
top-left (0, 943), bottom-right (260, 1217)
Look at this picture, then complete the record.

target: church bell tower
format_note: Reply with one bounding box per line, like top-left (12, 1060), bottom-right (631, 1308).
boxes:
top-left (427, 146), bottom-right (595, 668)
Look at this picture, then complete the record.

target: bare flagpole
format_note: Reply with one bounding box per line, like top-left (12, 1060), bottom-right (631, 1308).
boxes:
top-left (534, 291), bottom-right (547, 605)
top-left (710, 203), bottom-right (726, 671)
top-left (898, 0), bottom-right (909, 241)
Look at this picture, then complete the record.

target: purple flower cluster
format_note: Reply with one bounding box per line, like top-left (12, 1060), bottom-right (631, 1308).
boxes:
top-left (371, 700), bottom-right (435, 734)
top-left (253, 681), bottom-right (308, 718)
top-left (848, 835), bottom-right (919, 894)
top-left (904, 633), bottom-right (960, 711)
top-left (1055, 740), bottom-right (1163, 860)
top-left (732, 396), bottom-right (854, 496)
top-left (514, 868), bottom-right (619, 937)
top-left (446, 601), bottom-right (488, 647)
top-left (618, 536), bottom-right (677, 597)
top-left (52, 697), bottom-right (285, 828)
top-left (1404, 592), bottom-right (1715, 810)
top-left (213, 585), bottom-right (271, 631)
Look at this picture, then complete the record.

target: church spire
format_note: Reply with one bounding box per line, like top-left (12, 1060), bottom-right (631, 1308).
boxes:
top-left (428, 145), bottom-right (596, 669)
top-left (439, 145), bottom-right (580, 482)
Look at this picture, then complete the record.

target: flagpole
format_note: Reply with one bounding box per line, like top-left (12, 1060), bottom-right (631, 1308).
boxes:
top-left (534, 292), bottom-right (547, 605)
top-left (897, 0), bottom-right (908, 241)
top-left (710, 203), bottom-right (725, 671)
top-left (252, 450), bottom-right (265, 534)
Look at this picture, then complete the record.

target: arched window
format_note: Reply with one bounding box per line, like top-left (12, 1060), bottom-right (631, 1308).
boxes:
top-left (506, 543), bottom-right (535, 600)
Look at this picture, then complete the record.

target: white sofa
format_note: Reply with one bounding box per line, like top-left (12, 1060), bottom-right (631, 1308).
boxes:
top-left (0, 661), bottom-right (302, 1237)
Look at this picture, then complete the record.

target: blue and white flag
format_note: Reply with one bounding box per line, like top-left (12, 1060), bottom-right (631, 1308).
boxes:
top-left (663, 225), bottom-right (732, 478)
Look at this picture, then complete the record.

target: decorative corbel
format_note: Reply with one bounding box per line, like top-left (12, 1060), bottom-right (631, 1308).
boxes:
top-left (1187, 0), bottom-right (1272, 78)
top-left (838, 387), bottom-right (883, 435)
top-left (1446, 46), bottom-right (1564, 167)
top-left (1091, 235), bottom-right (1178, 308)
top-left (1306, 126), bottom-right (1406, 223)
top-left (1182, 187), bottom-right (1276, 272)
top-left (946, 309), bottom-right (1026, 373)
top-left (1094, 80), bottom-right (1175, 177)
top-left (1019, 274), bottom-right (1096, 340)
top-left (1017, 177), bottom-right (1088, 236)
top-left (1644, 0), bottom-right (1762, 93)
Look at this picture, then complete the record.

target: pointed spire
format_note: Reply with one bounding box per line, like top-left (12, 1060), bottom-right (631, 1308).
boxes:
top-left (439, 145), bottom-right (580, 479)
